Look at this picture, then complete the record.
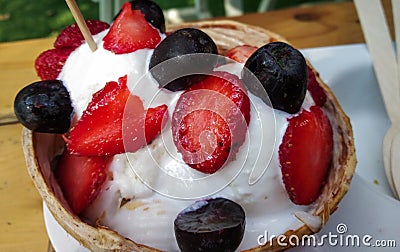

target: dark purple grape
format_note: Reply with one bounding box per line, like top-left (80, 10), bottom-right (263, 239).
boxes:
top-left (115, 0), bottom-right (165, 33)
top-left (242, 42), bottom-right (308, 114)
top-left (14, 80), bottom-right (73, 133)
top-left (174, 198), bottom-right (245, 252)
top-left (149, 28), bottom-right (218, 91)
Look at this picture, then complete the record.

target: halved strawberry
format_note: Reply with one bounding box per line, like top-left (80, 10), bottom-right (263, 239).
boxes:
top-left (226, 45), bottom-right (258, 63)
top-left (176, 109), bottom-right (231, 174)
top-left (55, 151), bottom-right (108, 214)
top-left (103, 2), bottom-right (161, 54)
top-left (67, 75), bottom-right (168, 156)
top-left (307, 66), bottom-right (327, 106)
top-left (54, 20), bottom-right (110, 49)
top-left (279, 105), bottom-right (333, 205)
top-left (172, 72), bottom-right (250, 174)
top-left (34, 48), bottom-right (74, 80)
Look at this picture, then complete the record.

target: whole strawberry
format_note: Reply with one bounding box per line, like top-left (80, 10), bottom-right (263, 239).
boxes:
top-left (35, 20), bottom-right (109, 80)
top-left (54, 20), bottom-right (110, 49)
top-left (34, 48), bottom-right (74, 80)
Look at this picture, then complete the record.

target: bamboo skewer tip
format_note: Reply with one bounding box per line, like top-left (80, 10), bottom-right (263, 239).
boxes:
top-left (65, 0), bottom-right (97, 52)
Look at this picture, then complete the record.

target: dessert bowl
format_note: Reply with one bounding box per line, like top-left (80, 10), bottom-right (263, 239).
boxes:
top-left (22, 20), bottom-right (356, 251)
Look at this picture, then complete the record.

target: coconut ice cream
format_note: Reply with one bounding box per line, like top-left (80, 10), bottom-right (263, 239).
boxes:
top-left (15, 1), bottom-right (356, 251)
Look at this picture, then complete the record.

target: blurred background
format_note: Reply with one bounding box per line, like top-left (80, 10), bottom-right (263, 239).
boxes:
top-left (0, 0), bottom-right (349, 43)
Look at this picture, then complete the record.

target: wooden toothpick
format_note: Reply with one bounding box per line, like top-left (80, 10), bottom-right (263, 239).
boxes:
top-left (65, 0), bottom-right (97, 52)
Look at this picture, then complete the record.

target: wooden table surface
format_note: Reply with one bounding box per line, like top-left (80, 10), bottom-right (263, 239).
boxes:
top-left (0, 1), bottom-right (393, 251)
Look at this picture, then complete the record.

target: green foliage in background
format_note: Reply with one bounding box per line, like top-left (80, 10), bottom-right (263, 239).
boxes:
top-left (0, 0), bottom-right (99, 42)
top-left (155, 0), bottom-right (194, 9)
top-left (0, 0), bottom-right (341, 43)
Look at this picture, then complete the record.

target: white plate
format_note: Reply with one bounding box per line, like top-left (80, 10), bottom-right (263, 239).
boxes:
top-left (44, 44), bottom-right (400, 251)
top-left (302, 44), bottom-right (393, 197)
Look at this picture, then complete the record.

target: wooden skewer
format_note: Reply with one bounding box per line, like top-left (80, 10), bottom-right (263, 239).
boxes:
top-left (355, 0), bottom-right (400, 199)
top-left (390, 0), bottom-right (400, 198)
top-left (65, 0), bottom-right (97, 52)
top-left (392, 0), bottom-right (400, 97)
top-left (354, 0), bottom-right (400, 122)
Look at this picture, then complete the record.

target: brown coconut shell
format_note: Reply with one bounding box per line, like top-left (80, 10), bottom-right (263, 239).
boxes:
top-left (22, 20), bottom-right (356, 251)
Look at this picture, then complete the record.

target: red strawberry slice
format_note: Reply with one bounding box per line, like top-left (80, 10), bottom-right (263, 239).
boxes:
top-left (307, 66), bottom-right (327, 106)
top-left (172, 72), bottom-right (250, 174)
top-left (279, 105), bottom-right (333, 205)
top-left (176, 109), bottom-right (231, 174)
top-left (34, 48), bottom-right (74, 80)
top-left (103, 2), bottom-right (161, 54)
top-left (145, 104), bottom-right (168, 144)
top-left (54, 20), bottom-right (110, 49)
top-left (55, 151), bottom-right (108, 214)
top-left (67, 75), bottom-right (168, 156)
top-left (226, 45), bottom-right (258, 63)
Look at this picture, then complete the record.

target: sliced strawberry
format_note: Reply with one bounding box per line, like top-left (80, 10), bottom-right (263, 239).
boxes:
top-left (226, 45), bottom-right (258, 63)
top-left (103, 2), bottom-right (161, 54)
top-left (307, 66), bottom-right (327, 106)
top-left (55, 151), bottom-right (108, 214)
top-left (67, 75), bottom-right (168, 156)
top-left (279, 106), bottom-right (333, 205)
top-left (177, 109), bottom-right (231, 174)
top-left (34, 48), bottom-right (74, 80)
top-left (54, 20), bottom-right (110, 49)
top-left (172, 72), bottom-right (250, 174)
top-left (145, 104), bottom-right (168, 144)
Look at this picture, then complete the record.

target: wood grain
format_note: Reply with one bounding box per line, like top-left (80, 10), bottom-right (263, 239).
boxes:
top-left (0, 2), bottom-right (392, 251)
top-left (0, 38), bottom-right (52, 122)
top-left (228, 1), bottom-right (393, 49)
top-left (0, 124), bottom-right (47, 252)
